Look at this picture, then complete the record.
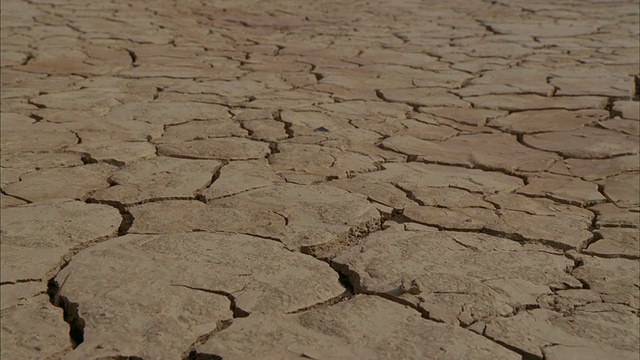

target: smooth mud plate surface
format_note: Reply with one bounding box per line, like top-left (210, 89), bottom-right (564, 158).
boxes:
top-left (0, 0), bottom-right (638, 359)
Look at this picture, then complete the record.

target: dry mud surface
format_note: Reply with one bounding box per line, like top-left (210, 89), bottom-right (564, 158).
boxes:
top-left (1, 0), bottom-right (639, 359)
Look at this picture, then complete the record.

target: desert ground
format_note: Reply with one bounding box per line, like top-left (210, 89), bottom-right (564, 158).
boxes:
top-left (1, 0), bottom-right (639, 359)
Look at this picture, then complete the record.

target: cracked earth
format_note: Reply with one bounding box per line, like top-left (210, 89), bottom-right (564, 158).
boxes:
top-left (1, 0), bottom-right (639, 359)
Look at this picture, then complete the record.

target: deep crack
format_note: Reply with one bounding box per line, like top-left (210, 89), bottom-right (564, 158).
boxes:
top-left (47, 273), bottom-right (85, 348)
top-left (172, 284), bottom-right (250, 318)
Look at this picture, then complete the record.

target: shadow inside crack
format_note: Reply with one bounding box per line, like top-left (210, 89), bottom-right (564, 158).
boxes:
top-left (47, 275), bottom-right (85, 348)
top-left (184, 351), bottom-right (222, 360)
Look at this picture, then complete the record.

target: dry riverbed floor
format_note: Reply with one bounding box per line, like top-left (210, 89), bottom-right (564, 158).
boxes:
top-left (1, 0), bottom-right (639, 359)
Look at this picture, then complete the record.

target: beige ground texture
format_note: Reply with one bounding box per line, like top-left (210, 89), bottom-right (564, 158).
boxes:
top-left (1, 0), bottom-right (639, 359)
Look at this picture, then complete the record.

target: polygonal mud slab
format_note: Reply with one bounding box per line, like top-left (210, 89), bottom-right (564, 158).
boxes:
top-left (603, 172), bottom-right (640, 208)
top-left (355, 162), bottom-right (524, 194)
top-left (128, 200), bottom-right (287, 239)
top-left (481, 307), bottom-right (639, 360)
top-left (537, 289), bottom-right (603, 313)
top-left (449, 133), bottom-right (561, 173)
top-left (90, 157), bottom-right (221, 205)
top-left (559, 155), bottom-right (639, 181)
top-left (403, 205), bottom-right (497, 231)
top-left (543, 345), bottom-right (638, 360)
top-left (157, 137), bottom-right (270, 160)
top-left (462, 68), bottom-right (553, 96)
top-left (590, 203), bottom-right (640, 228)
top-left (0, 152), bottom-right (83, 170)
top-left (132, 183), bottom-right (381, 257)
top-left (2, 163), bottom-right (116, 202)
top-left (31, 109), bottom-right (104, 124)
top-left (333, 229), bottom-right (581, 325)
top-left (487, 21), bottom-right (595, 37)
top-left (585, 227), bottom-right (639, 258)
top-left (54, 233), bottom-right (345, 360)
top-left (200, 159), bottom-right (283, 200)
top-left (308, 83), bottom-right (378, 102)
top-left (356, 48), bottom-right (440, 67)
top-left (380, 133), bottom-right (559, 173)
top-left (327, 178), bottom-right (416, 210)
top-left (319, 73), bottom-right (412, 91)
top-left (242, 91), bottom-right (331, 109)
top-left (410, 70), bottom-right (474, 89)
top-left (572, 255), bottom-right (640, 308)
top-left (64, 141), bottom-right (157, 166)
top-left (211, 184), bottom-right (381, 255)
top-left (120, 64), bottom-right (245, 80)
top-left (0, 295), bottom-right (72, 360)
top-left (73, 76), bottom-right (159, 101)
top-left (484, 193), bottom-right (593, 248)
top-left (318, 100), bottom-right (411, 119)
top-left (28, 89), bottom-right (124, 112)
top-left (599, 118), bottom-right (640, 136)
top-left (280, 110), bottom-right (354, 132)
top-left (404, 186), bottom-right (494, 209)
top-left (1, 51), bottom-right (29, 67)
top-left (551, 303), bottom-right (640, 352)
top-left (487, 109), bottom-right (606, 134)
top-left (613, 101), bottom-right (640, 120)
top-left (195, 295), bottom-right (519, 360)
top-left (20, 47), bottom-right (130, 76)
top-left (523, 127), bottom-right (639, 159)
top-left (153, 119), bottom-right (247, 143)
top-left (455, 83), bottom-right (549, 97)
top-left (1, 116), bottom-right (78, 154)
top-left (551, 76), bottom-right (631, 97)
top-left (419, 107), bottom-right (507, 127)
top-left (465, 94), bottom-right (607, 111)
top-left (0, 200), bottom-right (121, 283)
top-left (455, 40), bottom-right (534, 58)
top-left (165, 79), bottom-right (275, 99)
top-left (395, 119), bottom-right (459, 141)
top-left (516, 175), bottom-right (606, 206)
top-left (1, 281), bottom-right (47, 312)
top-left (347, 116), bottom-right (405, 136)
top-left (64, 119), bottom-right (164, 143)
top-left (241, 119), bottom-right (288, 141)
top-left (105, 101), bottom-right (231, 125)
top-left (378, 87), bottom-right (471, 107)
top-left (268, 143), bottom-right (383, 179)
top-left (380, 134), bottom-right (480, 167)
top-left (299, 128), bottom-right (386, 157)
top-left (395, 187), bottom-right (593, 248)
